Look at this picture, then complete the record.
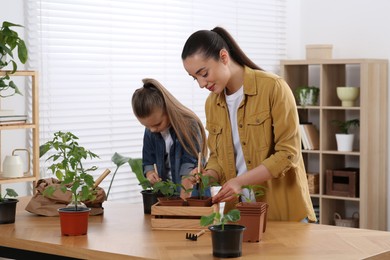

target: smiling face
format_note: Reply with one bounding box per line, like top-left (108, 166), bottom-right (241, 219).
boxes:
top-left (183, 50), bottom-right (231, 94)
top-left (137, 108), bottom-right (170, 133)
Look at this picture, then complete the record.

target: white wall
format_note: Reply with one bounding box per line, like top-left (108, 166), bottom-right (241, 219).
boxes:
top-left (287, 0), bottom-right (390, 229)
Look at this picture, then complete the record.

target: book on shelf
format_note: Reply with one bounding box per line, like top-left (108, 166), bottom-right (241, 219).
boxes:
top-left (299, 123), bottom-right (310, 150)
top-left (303, 124), bottom-right (319, 150)
top-left (299, 123), bottom-right (319, 150)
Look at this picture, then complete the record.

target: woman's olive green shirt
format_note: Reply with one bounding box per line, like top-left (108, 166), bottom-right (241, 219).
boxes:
top-left (205, 66), bottom-right (316, 222)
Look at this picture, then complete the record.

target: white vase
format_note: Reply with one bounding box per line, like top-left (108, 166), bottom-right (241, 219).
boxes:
top-left (335, 134), bottom-right (354, 152)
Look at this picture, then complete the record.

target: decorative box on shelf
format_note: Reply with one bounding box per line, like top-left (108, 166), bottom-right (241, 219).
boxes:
top-left (305, 44), bottom-right (333, 59)
top-left (150, 202), bottom-right (219, 230)
top-left (326, 168), bottom-right (359, 197)
top-left (306, 172), bottom-right (319, 194)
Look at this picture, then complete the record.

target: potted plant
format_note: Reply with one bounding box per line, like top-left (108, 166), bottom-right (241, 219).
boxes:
top-left (40, 131), bottom-right (100, 236)
top-left (110, 152), bottom-right (158, 214)
top-left (0, 188), bottom-right (18, 224)
top-left (235, 184), bottom-right (268, 242)
top-left (153, 179), bottom-right (184, 206)
top-left (294, 86), bottom-right (319, 107)
top-left (200, 209), bottom-right (245, 258)
top-left (0, 21), bottom-right (28, 97)
top-left (185, 172), bottom-right (217, 207)
top-left (332, 118), bottom-right (360, 152)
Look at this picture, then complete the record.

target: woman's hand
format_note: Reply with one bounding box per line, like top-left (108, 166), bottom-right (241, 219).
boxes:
top-left (146, 170), bottom-right (161, 185)
top-left (212, 177), bottom-right (242, 203)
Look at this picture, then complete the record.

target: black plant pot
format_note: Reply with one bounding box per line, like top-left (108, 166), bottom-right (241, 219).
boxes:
top-left (0, 199), bottom-right (18, 224)
top-left (140, 190), bottom-right (158, 214)
top-left (209, 224), bottom-right (246, 258)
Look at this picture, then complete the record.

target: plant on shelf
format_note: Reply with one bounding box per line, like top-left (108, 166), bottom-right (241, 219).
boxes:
top-left (0, 21), bottom-right (28, 97)
top-left (294, 86), bottom-right (319, 107)
top-left (200, 209), bottom-right (245, 258)
top-left (331, 118), bottom-right (360, 152)
top-left (0, 188), bottom-right (19, 224)
top-left (332, 118), bottom-right (360, 134)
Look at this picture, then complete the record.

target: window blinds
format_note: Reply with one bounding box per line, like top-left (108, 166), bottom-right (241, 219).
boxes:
top-left (25, 0), bottom-right (286, 202)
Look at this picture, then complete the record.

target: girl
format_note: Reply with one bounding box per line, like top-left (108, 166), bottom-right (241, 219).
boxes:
top-left (181, 27), bottom-right (316, 222)
top-left (132, 78), bottom-right (207, 199)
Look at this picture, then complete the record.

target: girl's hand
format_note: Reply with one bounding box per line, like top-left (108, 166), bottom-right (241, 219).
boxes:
top-left (146, 170), bottom-right (161, 185)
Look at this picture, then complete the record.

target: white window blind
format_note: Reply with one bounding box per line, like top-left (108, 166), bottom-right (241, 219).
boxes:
top-left (25, 0), bottom-right (286, 202)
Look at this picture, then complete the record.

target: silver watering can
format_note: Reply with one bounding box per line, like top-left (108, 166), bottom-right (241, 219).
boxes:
top-left (2, 148), bottom-right (31, 178)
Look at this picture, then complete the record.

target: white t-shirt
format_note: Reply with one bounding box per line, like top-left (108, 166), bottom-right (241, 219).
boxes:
top-left (160, 128), bottom-right (173, 180)
top-left (225, 87), bottom-right (254, 202)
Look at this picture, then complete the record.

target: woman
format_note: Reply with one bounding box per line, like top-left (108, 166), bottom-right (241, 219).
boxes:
top-left (181, 27), bottom-right (316, 222)
top-left (132, 78), bottom-right (207, 199)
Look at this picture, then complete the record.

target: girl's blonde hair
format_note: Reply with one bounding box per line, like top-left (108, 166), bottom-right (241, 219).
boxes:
top-left (132, 78), bottom-right (207, 158)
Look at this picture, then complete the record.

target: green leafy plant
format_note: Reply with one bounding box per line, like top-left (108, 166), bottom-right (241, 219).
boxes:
top-left (108, 153), bottom-right (152, 199)
top-left (39, 131), bottom-right (100, 210)
top-left (184, 171), bottom-right (218, 199)
top-left (237, 184), bottom-right (266, 202)
top-left (331, 118), bottom-right (360, 134)
top-left (0, 21), bottom-right (28, 97)
top-left (294, 86), bottom-right (319, 107)
top-left (153, 179), bottom-right (181, 198)
top-left (200, 209), bottom-right (241, 231)
top-left (0, 188), bottom-right (18, 202)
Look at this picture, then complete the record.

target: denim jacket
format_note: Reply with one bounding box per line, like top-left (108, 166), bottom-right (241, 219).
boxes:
top-left (142, 127), bottom-right (196, 186)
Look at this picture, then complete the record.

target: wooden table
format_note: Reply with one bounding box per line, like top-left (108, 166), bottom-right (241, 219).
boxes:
top-left (0, 197), bottom-right (390, 260)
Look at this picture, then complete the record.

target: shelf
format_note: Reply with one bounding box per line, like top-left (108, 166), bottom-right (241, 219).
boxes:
top-left (0, 70), bottom-right (40, 191)
top-left (281, 59), bottom-right (388, 230)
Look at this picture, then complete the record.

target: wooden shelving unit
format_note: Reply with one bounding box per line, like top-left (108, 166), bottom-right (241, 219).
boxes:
top-left (0, 70), bottom-right (39, 190)
top-left (280, 59), bottom-right (388, 230)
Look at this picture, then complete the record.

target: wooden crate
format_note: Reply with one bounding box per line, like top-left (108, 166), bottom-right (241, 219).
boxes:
top-left (326, 168), bottom-right (359, 197)
top-left (151, 202), bottom-right (219, 230)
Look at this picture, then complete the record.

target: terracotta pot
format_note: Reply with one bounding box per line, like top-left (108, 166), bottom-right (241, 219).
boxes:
top-left (157, 196), bottom-right (184, 206)
top-left (186, 196), bottom-right (212, 207)
top-left (236, 201), bottom-right (268, 242)
top-left (209, 224), bottom-right (246, 258)
top-left (58, 207), bottom-right (91, 236)
top-left (140, 190), bottom-right (158, 214)
top-left (0, 199), bottom-right (18, 224)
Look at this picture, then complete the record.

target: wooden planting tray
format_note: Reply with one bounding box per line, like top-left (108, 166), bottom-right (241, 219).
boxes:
top-left (151, 202), bottom-right (219, 230)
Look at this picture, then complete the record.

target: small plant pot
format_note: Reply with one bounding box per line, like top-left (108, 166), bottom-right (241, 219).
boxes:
top-left (141, 190), bottom-right (158, 214)
top-left (208, 224), bottom-right (246, 258)
top-left (295, 87), bottom-right (319, 106)
top-left (58, 207), bottom-right (91, 236)
top-left (236, 202), bottom-right (268, 243)
top-left (186, 196), bottom-right (212, 207)
top-left (0, 199), bottom-right (18, 224)
top-left (335, 134), bottom-right (354, 152)
top-left (157, 196), bottom-right (184, 206)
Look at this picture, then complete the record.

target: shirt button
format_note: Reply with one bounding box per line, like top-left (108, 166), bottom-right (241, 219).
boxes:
top-left (242, 141), bottom-right (246, 146)
top-left (247, 160), bottom-right (251, 164)
top-left (239, 124), bottom-right (243, 128)
top-left (288, 156), bottom-right (292, 160)
top-left (256, 119), bottom-right (260, 123)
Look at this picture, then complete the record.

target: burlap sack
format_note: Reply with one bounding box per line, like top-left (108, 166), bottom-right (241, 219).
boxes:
top-left (25, 178), bottom-right (106, 216)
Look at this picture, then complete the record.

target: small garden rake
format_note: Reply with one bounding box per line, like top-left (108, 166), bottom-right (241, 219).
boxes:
top-left (185, 230), bottom-right (205, 241)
